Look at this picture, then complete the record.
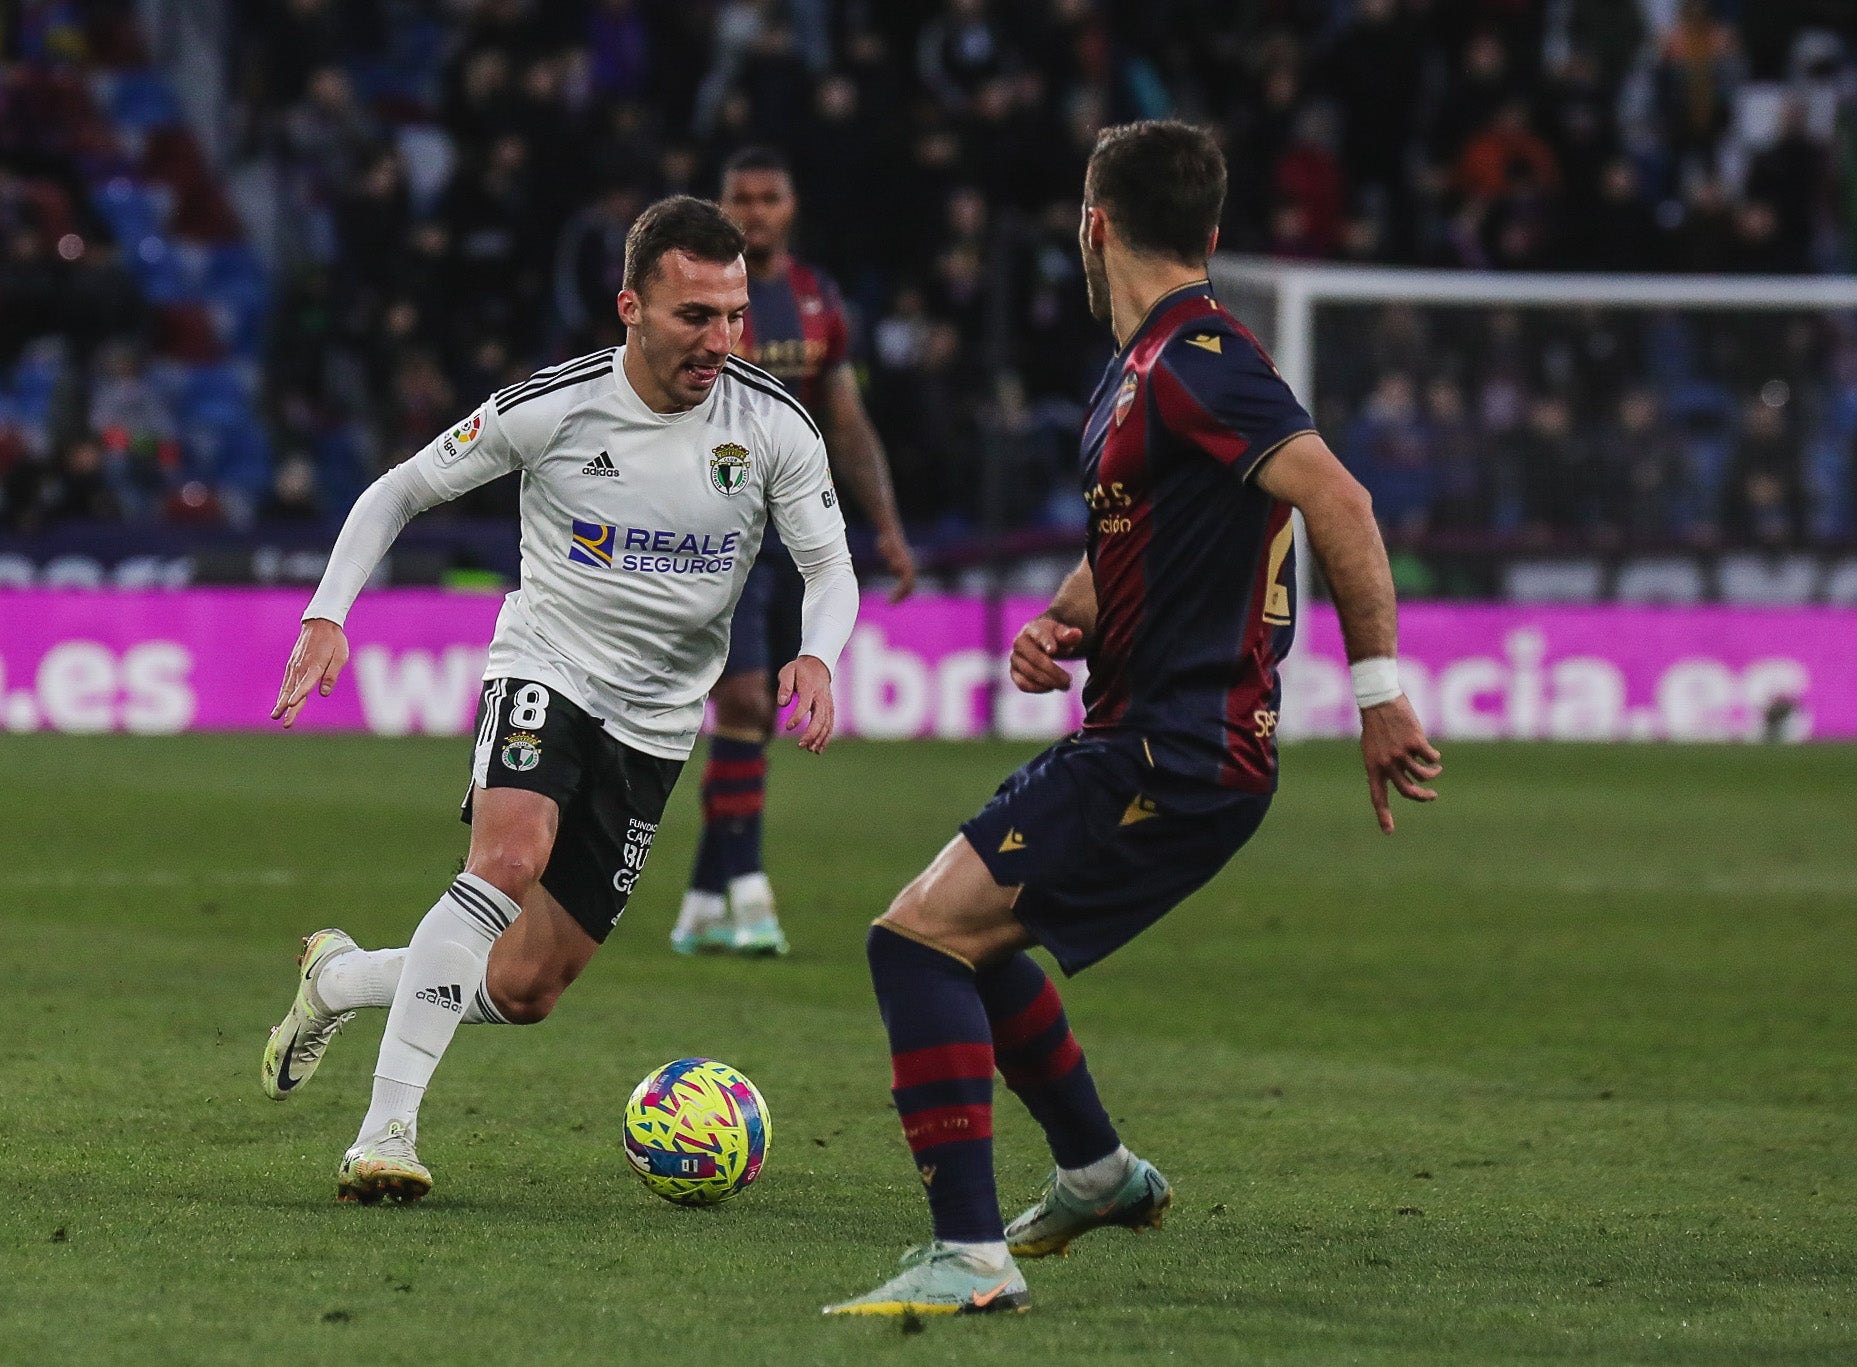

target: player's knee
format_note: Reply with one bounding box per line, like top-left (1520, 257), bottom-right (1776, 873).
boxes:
top-left (466, 845), bottom-right (547, 900)
top-left (711, 675), bottom-right (774, 739)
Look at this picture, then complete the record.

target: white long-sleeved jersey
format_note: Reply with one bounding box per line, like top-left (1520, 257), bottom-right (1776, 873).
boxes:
top-left (304, 347), bottom-right (857, 759)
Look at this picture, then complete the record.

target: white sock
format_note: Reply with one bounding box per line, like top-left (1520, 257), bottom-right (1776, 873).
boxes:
top-left (313, 946), bottom-right (510, 1024)
top-left (354, 874), bottom-right (519, 1145)
top-left (313, 947), bottom-right (404, 1012)
top-left (727, 871), bottom-right (775, 923)
top-left (674, 889), bottom-right (727, 936)
top-left (944, 1238), bottom-right (1012, 1270)
top-left (1059, 1145), bottom-right (1135, 1200)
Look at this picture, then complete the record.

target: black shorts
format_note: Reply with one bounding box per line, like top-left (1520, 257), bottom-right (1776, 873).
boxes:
top-left (961, 730), bottom-right (1271, 976)
top-left (722, 541), bottom-right (803, 679)
top-left (461, 677), bottom-right (683, 944)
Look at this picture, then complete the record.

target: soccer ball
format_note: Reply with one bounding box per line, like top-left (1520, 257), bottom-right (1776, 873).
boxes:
top-left (623, 1058), bottom-right (770, 1206)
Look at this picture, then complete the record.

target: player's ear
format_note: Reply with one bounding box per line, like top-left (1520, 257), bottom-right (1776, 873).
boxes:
top-left (616, 289), bottom-right (641, 328)
top-left (1206, 225), bottom-right (1220, 257)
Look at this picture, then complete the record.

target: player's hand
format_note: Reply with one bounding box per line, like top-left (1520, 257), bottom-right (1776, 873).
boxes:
top-left (877, 527), bottom-right (918, 604)
top-left (777, 655), bottom-right (835, 754)
top-left (272, 618), bottom-right (350, 729)
top-left (1360, 696), bottom-right (1441, 834)
top-left (1009, 615), bottom-right (1085, 694)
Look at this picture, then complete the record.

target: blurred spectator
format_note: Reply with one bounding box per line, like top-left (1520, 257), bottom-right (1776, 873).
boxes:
top-left (1653, 0), bottom-right (1744, 171)
top-left (3, 0), bottom-right (1854, 566)
top-left (1726, 395), bottom-right (1804, 546)
top-left (260, 455), bottom-right (325, 522)
top-left (1744, 101), bottom-right (1829, 273)
top-left (1346, 373), bottom-right (1434, 539)
top-left (917, 0), bottom-right (1013, 113)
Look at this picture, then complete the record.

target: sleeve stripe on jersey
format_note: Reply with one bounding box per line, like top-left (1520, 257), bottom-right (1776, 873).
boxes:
top-left (493, 349), bottom-right (616, 410)
top-left (1239, 428), bottom-right (1317, 483)
top-left (722, 359), bottom-right (823, 440)
top-left (493, 348), bottom-right (614, 404)
top-left (724, 352), bottom-right (789, 392)
top-left (497, 365), bottom-right (614, 415)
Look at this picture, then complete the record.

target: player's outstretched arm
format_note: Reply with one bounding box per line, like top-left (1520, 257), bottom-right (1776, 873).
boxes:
top-left (781, 538), bottom-right (858, 753)
top-left (1254, 433), bottom-right (1442, 833)
top-left (820, 364), bottom-right (917, 602)
top-left (1011, 556), bottom-right (1095, 694)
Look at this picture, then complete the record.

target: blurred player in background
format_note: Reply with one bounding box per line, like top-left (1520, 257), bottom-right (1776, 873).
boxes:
top-left (670, 146), bottom-right (917, 959)
top-left (826, 122), bottom-right (1443, 1316)
top-left (261, 197), bottom-right (857, 1204)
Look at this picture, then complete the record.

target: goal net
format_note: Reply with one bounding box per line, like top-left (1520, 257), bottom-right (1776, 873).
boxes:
top-left (1208, 258), bottom-right (1857, 741)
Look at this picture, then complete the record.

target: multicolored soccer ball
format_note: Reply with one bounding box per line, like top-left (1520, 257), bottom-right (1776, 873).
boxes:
top-left (622, 1058), bottom-right (770, 1206)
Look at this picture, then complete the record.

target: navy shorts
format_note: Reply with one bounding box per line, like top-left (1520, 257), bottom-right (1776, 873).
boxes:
top-left (961, 731), bottom-right (1271, 975)
top-left (723, 541), bottom-right (804, 678)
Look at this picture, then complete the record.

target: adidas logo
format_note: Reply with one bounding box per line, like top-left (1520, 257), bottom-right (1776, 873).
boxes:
top-left (581, 451), bottom-right (619, 477)
top-left (415, 983), bottom-right (463, 1012)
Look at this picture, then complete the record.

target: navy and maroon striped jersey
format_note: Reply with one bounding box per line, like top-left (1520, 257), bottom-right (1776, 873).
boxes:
top-left (735, 258), bottom-right (850, 412)
top-left (1080, 282), bottom-right (1315, 792)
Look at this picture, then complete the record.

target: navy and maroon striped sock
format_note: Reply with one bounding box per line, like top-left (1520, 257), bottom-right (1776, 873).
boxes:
top-left (977, 952), bottom-right (1120, 1170)
top-left (867, 923), bottom-right (1004, 1244)
top-left (689, 735), bottom-right (768, 893)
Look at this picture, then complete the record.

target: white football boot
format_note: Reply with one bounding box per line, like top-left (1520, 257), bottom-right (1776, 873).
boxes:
top-left (336, 1120), bottom-right (432, 1204)
top-left (261, 928), bottom-right (359, 1101)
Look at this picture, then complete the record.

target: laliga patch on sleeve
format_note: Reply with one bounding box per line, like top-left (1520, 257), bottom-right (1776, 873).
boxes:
top-left (437, 408), bottom-right (485, 467)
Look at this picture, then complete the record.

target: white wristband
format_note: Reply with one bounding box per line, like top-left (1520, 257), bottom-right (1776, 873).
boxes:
top-left (1351, 657), bottom-right (1402, 710)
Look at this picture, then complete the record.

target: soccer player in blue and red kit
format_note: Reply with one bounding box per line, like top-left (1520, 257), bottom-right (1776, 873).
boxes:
top-left (826, 121), bottom-right (1445, 1316)
top-left (671, 147), bottom-right (917, 958)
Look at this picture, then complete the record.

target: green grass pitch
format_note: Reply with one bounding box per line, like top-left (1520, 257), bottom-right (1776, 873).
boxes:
top-left (2, 735), bottom-right (1853, 1365)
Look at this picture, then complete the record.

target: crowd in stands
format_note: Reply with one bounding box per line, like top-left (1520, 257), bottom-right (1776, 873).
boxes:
top-left (3, 0), bottom-right (1857, 559)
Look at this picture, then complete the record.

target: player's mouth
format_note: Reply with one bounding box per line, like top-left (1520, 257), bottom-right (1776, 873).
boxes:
top-left (683, 360), bottom-right (723, 390)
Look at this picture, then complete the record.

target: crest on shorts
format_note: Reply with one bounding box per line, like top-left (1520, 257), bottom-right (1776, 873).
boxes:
top-left (1114, 372), bottom-right (1138, 426)
top-left (709, 442), bottom-right (751, 496)
top-left (500, 731), bottom-right (541, 772)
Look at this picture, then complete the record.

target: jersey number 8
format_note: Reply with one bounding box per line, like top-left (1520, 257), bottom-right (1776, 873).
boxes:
top-left (511, 684), bottom-right (551, 730)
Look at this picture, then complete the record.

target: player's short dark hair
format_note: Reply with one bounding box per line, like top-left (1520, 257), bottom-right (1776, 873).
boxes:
top-left (1085, 120), bottom-right (1227, 265)
top-left (622, 195), bottom-right (746, 293)
top-left (721, 146), bottom-right (792, 183)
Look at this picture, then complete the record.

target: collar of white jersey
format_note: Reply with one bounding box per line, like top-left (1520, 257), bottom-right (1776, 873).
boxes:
top-left (613, 345), bottom-right (715, 424)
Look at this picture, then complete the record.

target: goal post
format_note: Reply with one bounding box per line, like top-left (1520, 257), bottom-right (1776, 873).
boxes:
top-left (1205, 257), bottom-right (1857, 741)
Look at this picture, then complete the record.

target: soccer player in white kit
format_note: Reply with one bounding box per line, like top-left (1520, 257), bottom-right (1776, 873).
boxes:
top-left (259, 196), bottom-right (859, 1204)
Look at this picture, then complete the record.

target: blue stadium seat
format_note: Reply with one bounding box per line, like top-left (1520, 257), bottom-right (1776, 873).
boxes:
top-left (106, 70), bottom-right (182, 131)
top-left (92, 179), bottom-right (166, 245)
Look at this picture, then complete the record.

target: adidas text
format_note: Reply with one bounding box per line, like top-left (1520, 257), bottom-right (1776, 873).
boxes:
top-left (582, 451), bottom-right (620, 477)
top-left (415, 984), bottom-right (463, 1012)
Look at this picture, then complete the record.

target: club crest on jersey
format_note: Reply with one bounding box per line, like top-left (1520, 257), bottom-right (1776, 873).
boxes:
top-left (709, 442), bottom-right (751, 496)
top-left (500, 731), bottom-right (541, 772)
top-left (1114, 372), bottom-right (1138, 426)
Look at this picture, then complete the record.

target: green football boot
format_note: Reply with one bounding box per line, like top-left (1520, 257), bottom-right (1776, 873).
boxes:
top-left (823, 1242), bottom-right (1030, 1317)
top-left (260, 928), bottom-right (358, 1100)
top-left (1005, 1157), bottom-right (1172, 1258)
